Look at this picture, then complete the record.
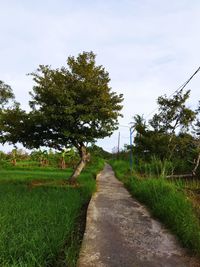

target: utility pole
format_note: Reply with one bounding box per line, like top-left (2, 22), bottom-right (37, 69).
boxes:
top-left (119, 124), bottom-right (134, 171)
top-left (130, 126), bottom-right (134, 173)
top-left (117, 132), bottom-right (120, 158)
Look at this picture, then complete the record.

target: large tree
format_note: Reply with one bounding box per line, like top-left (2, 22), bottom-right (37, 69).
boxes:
top-left (1, 52), bottom-right (123, 182)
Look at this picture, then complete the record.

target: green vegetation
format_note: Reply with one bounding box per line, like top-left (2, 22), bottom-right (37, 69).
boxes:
top-left (129, 90), bottom-right (200, 177)
top-left (110, 159), bottom-right (200, 255)
top-left (0, 158), bottom-right (104, 267)
top-left (0, 148), bottom-right (79, 170)
top-left (0, 168), bottom-right (70, 183)
top-left (173, 178), bottom-right (200, 219)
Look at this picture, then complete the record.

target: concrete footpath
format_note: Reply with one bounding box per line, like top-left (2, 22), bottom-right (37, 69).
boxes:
top-left (77, 164), bottom-right (200, 267)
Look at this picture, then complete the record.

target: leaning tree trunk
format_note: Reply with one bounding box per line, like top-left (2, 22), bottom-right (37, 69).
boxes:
top-left (68, 145), bottom-right (90, 184)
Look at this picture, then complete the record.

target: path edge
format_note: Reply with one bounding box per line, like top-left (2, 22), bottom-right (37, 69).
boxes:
top-left (76, 169), bottom-right (102, 267)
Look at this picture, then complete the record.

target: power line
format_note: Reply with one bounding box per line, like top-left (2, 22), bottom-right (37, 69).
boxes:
top-left (169, 66), bottom-right (200, 98)
top-left (144, 66), bottom-right (200, 119)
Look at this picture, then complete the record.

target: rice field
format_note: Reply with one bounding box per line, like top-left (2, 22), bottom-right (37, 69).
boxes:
top-left (0, 159), bottom-right (104, 266)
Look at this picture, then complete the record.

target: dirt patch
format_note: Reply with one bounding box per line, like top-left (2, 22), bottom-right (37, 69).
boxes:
top-left (28, 179), bottom-right (64, 189)
top-left (28, 179), bottom-right (81, 190)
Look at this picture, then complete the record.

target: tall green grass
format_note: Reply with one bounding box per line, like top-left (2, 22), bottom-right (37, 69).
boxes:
top-left (0, 158), bottom-right (104, 267)
top-left (0, 168), bottom-right (71, 183)
top-left (0, 184), bottom-right (82, 267)
top-left (136, 156), bottom-right (174, 177)
top-left (110, 159), bottom-right (200, 255)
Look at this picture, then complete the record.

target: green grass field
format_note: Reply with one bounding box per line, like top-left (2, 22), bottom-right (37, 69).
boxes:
top-left (0, 158), bottom-right (104, 267)
top-left (110, 159), bottom-right (200, 256)
top-left (0, 168), bottom-right (70, 183)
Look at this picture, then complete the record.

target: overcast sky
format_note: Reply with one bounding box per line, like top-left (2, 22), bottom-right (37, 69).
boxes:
top-left (0, 0), bottom-right (200, 152)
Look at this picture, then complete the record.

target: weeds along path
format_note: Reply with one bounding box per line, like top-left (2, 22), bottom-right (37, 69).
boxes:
top-left (77, 164), bottom-right (200, 267)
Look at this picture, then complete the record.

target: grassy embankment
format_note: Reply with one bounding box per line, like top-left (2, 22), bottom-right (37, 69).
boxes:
top-left (0, 158), bottom-right (104, 267)
top-left (110, 159), bottom-right (200, 255)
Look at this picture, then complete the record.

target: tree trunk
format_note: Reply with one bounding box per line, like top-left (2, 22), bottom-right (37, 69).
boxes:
top-left (12, 159), bottom-right (16, 166)
top-left (60, 157), bottom-right (66, 169)
top-left (40, 157), bottom-right (44, 167)
top-left (192, 152), bottom-right (200, 176)
top-left (68, 145), bottom-right (90, 184)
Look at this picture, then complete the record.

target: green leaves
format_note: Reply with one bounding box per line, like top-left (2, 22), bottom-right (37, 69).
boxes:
top-left (28, 51), bottom-right (123, 148)
top-left (150, 89), bottom-right (196, 133)
top-left (0, 80), bottom-right (14, 109)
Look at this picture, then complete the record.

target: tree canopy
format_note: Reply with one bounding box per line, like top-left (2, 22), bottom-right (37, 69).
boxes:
top-left (27, 52), bottom-right (123, 148)
top-left (149, 89), bottom-right (196, 134)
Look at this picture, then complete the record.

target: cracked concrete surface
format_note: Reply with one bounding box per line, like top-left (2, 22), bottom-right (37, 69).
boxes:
top-left (77, 164), bottom-right (200, 267)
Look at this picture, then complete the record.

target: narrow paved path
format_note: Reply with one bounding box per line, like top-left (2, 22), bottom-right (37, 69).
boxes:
top-left (77, 164), bottom-right (200, 267)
